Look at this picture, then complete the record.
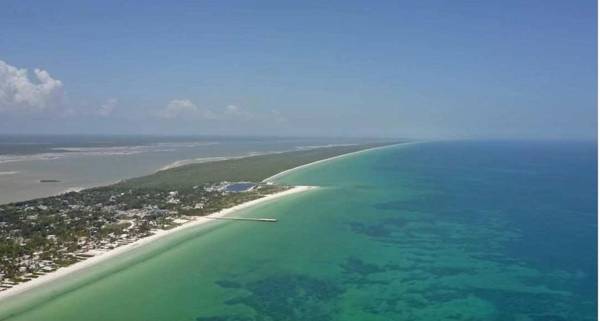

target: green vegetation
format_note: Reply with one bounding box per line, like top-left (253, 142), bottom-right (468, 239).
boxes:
top-left (0, 142), bottom-right (396, 288)
top-left (0, 183), bottom-right (287, 283)
top-left (118, 143), bottom-right (393, 190)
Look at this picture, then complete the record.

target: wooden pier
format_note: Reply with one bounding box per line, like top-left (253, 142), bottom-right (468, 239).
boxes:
top-left (205, 217), bottom-right (278, 223)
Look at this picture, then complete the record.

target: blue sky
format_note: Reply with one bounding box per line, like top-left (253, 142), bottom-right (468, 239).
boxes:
top-left (0, 0), bottom-right (596, 139)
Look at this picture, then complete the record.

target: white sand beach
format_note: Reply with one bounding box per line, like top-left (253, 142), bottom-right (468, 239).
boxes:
top-left (0, 185), bottom-right (316, 302)
top-left (263, 142), bottom-right (408, 182)
top-left (0, 142), bottom-right (405, 303)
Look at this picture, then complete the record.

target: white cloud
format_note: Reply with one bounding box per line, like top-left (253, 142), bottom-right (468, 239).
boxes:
top-left (160, 99), bottom-right (284, 124)
top-left (97, 98), bottom-right (117, 117)
top-left (224, 104), bottom-right (240, 115)
top-left (160, 99), bottom-right (197, 119)
top-left (0, 59), bottom-right (64, 112)
top-left (160, 99), bottom-right (216, 119)
top-left (223, 104), bottom-right (250, 118)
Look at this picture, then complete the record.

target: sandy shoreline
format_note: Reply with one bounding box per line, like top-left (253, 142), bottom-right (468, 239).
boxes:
top-left (0, 185), bottom-right (316, 302)
top-left (0, 144), bottom-right (362, 205)
top-left (263, 142), bottom-right (409, 182)
top-left (0, 142), bottom-right (407, 303)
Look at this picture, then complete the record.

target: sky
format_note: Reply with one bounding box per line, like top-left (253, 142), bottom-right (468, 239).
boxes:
top-left (0, 0), bottom-right (597, 139)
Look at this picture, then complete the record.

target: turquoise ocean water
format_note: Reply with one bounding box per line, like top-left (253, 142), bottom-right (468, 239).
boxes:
top-left (1, 141), bottom-right (597, 320)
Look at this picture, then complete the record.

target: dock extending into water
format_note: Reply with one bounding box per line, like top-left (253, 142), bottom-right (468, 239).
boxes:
top-left (205, 217), bottom-right (278, 223)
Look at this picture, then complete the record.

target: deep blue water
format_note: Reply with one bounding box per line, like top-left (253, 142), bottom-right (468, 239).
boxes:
top-left (387, 141), bottom-right (597, 291)
top-left (276, 140), bottom-right (598, 319)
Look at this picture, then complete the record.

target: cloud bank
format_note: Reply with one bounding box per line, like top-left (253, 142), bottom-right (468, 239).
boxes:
top-left (0, 60), bottom-right (64, 111)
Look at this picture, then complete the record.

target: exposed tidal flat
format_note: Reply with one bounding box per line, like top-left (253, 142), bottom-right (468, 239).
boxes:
top-left (1, 141), bottom-right (597, 321)
top-left (0, 135), bottom-right (381, 204)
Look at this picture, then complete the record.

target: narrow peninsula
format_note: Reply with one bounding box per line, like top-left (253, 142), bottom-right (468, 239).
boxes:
top-left (0, 142), bottom-right (396, 296)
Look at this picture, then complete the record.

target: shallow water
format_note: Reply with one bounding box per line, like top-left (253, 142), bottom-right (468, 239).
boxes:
top-left (0, 135), bottom-right (366, 204)
top-left (1, 141), bottom-right (596, 320)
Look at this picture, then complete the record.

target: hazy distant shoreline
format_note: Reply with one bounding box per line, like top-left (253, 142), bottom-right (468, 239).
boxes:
top-left (0, 136), bottom-right (381, 204)
top-left (263, 142), bottom-right (413, 182)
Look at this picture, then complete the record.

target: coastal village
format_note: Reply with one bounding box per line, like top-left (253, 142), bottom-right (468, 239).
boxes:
top-left (0, 181), bottom-right (287, 291)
